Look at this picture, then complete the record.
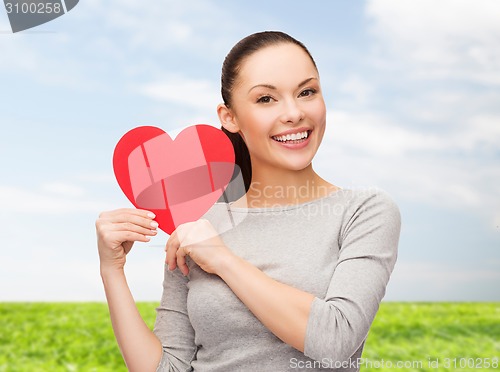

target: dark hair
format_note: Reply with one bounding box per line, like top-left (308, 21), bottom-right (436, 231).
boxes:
top-left (220, 31), bottom-right (318, 192)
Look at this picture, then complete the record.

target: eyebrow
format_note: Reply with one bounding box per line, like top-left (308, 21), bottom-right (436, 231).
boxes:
top-left (248, 77), bottom-right (317, 94)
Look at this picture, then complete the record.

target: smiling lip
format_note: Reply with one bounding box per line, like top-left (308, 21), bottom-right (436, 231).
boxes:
top-left (270, 127), bottom-right (312, 137)
top-left (271, 129), bottom-right (312, 150)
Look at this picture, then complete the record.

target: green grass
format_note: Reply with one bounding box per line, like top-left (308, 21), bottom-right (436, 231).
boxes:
top-left (363, 303), bottom-right (500, 371)
top-left (0, 302), bottom-right (157, 372)
top-left (0, 302), bottom-right (498, 371)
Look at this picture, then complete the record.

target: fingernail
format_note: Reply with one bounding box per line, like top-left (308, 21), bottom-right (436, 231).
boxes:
top-left (147, 212), bottom-right (156, 218)
top-left (150, 221), bottom-right (159, 228)
top-left (145, 236), bottom-right (151, 241)
top-left (151, 229), bottom-right (157, 235)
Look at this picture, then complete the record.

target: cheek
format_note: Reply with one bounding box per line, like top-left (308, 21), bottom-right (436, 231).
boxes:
top-left (310, 101), bottom-right (327, 141)
top-left (313, 100), bottom-right (327, 124)
top-left (241, 109), bottom-right (275, 137)
top-left (252, 107), bottom-right (278, 125)
top-left (304, 100), bottom-right (326, 131)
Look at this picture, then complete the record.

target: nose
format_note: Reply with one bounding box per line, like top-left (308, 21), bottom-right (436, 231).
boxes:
top-left (279, 98), bottom-right (304, 124)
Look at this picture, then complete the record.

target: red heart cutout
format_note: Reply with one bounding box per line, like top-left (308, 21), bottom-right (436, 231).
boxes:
top-left (113, 125), bottom-right (235, 234)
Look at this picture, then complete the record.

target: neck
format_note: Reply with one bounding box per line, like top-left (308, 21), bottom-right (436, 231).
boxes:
top-left (244, 162), bottom-right (337, 208)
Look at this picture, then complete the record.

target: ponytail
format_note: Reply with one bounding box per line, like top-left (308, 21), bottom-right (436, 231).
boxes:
top-left (221, 126), bottom-right (252, 193)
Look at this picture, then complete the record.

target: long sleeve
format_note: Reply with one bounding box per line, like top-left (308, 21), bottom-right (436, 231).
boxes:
top-left (303, 189), bottom-right (401, 363)
top-left (154, 263), bottom-right (197, 372)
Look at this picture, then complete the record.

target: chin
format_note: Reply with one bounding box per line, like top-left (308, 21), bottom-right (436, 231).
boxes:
top-left (282, 158), bottom-right (314, 172)
top-left (287, 150), bottom-right (317, 169)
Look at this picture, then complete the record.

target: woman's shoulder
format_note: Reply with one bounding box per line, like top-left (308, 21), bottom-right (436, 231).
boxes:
top-left (341, 187), bottom-right (399, 206)
top-left (336, 187), bottom-right (401, 223)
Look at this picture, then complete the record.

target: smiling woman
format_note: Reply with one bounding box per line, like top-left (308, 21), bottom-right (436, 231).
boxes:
top-left (219, 32), bottom-right (326, 196)
top-left (95, 31), bottom-right (401, 372)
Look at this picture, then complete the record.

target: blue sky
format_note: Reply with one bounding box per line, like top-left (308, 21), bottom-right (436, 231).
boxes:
top-left (0, 0), bottom-right (499, 301)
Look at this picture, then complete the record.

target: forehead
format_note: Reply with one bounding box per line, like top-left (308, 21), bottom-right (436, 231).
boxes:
top-left (237, 43), bottom-right (318, 87)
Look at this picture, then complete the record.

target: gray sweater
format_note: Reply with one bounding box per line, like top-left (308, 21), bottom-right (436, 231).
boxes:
top-left (154, 188), bottom-right (401, 371)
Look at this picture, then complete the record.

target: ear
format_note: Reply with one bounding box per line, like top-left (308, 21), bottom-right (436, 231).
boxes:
top-left (217, 104), bottom-right (240, 133)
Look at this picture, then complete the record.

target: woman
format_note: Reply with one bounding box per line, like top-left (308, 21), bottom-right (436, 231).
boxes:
top-left (96, 31), bottom-right (401, 372)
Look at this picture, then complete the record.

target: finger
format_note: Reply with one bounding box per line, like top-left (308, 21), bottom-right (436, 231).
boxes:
top-left (103, 230), bottom-right (152, 246)
top-left (100, 208), bottom-right (155, 219)
top-left (166, 230), bottom-right (180, 271)
top-left (175, 221), bottom-right (197, 244)
top-left (103, 211), bottom-right (157, 226)
top-left (176, 246), bottom-right (190, 276)
top-left (119, 231), bottom-right (152, 243)
top-left (106, 221), bottom-right (157, 237)
top-left (103, 213), bottom-right (159, 231)
top-left (99, 210), bottom-right (157, 231)
top-left (177, 219), bottom-right (218, 246)
top-left (113, 208), bottom-right (156, 218)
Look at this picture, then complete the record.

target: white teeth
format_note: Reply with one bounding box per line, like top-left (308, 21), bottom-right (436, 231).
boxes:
top-left (272, 130), bottom-right (309, 142)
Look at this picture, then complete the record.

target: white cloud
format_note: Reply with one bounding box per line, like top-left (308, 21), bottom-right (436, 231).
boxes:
top-left (0, 36), bottom-right (37, 71)
top-left (337, 75), bottom-right (374, 106)
top-left (327, 110), bottom-right (441, 156)
top-left (139, 76), bottom-right (221, 111)
top-left (342, 2), bottom-right (500, 228)
top-left (326, 110), bottom-right (500, 156)
top-left (0, 185), bottom-right (116, 214)
top-left (366, 0), bottom-right (500, 84)
top-left (456, 114), bottom-right (500, 152)
top-left (386, 261), bottom-right (500, 301)
top-left (75, 172), bottom-right (116, 183)
top-left (494, 215), bottom-right (500, 230)
top-left (42, 182), bottom-right (85, 197)
top-left (317, 109), bottom-right (500, 223)
top-left (0, 254), bottom-right (165, 301)
top-left (0, 28), bottom-right (105, 92)
top-left (77, 0), bottom-right (237, 57)
top-left (401, 90), bottom-right (500, 125)
top-left (0, 0), bottom-right (236, 95)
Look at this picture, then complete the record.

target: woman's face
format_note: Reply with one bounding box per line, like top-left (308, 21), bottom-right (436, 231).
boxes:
top-left (228, 43), bottom-right (326, 173)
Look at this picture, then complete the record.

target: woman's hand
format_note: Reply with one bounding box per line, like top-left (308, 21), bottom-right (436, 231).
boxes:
top-left (165, 219), bottom-right (234, 276)
top-left (95, 208), bottom-right (158, 273)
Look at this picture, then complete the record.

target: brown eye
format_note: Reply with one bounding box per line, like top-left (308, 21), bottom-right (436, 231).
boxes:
top-left (299, 88), bottom-right (316, 98)
top-left (257, 95), bottom-right (273, 103)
